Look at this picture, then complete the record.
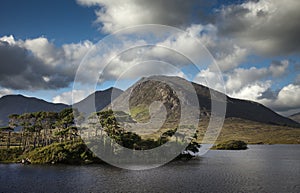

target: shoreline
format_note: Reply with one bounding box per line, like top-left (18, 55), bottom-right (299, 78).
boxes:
top-left (1, 144), bottom-right (299, 165)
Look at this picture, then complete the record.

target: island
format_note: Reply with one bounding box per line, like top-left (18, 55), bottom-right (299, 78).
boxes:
top-left (211, 140), bottom-right (248, 150)
top-left (0, 109), bottom-right (201, 164)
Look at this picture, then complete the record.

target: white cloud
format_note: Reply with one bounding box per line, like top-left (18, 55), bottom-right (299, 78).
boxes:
top-left (2, 30), bottom-right (212, 90)
top-left (77, 0), bottom-right (205, 33)
top-left (0, 35), bottom-right (15, 44)
top-left (0, 88), bottom-right (13, 98)
top-left (229, 81), bottom-right (272, 102)
top-left (53, 89), bottom-right (93, 105)
top-left (214, 45), bottom-right (248, 71)
top-left (77, 24), bottom-right (220, 83)
top-left (218, 0), bottom-right (300, 56)
top-left (179, 24), bottom-right (249, 72)
top-left (194, 68), bottom-right (225, 93)
top-left (267, 84), bottom-right (300, 111)
top-left (269, 60), bottom-right (289, 77)
top-left (0, 35), bottom-right (93, 90)
top-left (225, 67), bottom-right (269, 93)
top-left (193, 60), bottom-right (297, 115)
top-left (23, 37), bottom-right (62, 66)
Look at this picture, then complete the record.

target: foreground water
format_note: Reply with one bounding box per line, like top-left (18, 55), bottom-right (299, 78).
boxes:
top-left (0, 145), bottom-right (299, 193)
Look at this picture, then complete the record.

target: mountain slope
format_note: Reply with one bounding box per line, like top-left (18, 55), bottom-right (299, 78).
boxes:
top-left (0, 95), bottom-right (67, 126)
top-left (289, 112), bottom-right (300, 123)
top-left (110, 76), bottom-right (300, 127)
top-left (73, 87), bottom-right (123, 115)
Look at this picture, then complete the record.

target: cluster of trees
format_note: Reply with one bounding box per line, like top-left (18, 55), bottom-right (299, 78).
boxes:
top-left (0, 108), bottom-right (81, 151)
top-left (87, 110), bottom-right (199, 151)
top-left (1, 108), bottom-right (200, 160)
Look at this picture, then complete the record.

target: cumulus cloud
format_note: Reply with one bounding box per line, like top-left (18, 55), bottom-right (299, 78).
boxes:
top-left (222, 60), bottom-right (290, 94)
top-left (194, 68), bottom-right (226, 93)
top-left (229, 81), bottom-right (272, 102)
top-left (214, 45), bottom-right (248, 72)
top-left (269, 60), bottom-right (289, 77)
top-left (217, 0), bottom-right (300, 56)
top-left (1, 26), bottom-right (217, 91)
top-left (0, 35), bottom-right (93, 90)
top-left (76, 0), bottom-right (212, 33)
top-left (77, 0), bottom-right (300, 57)
top-left (225, 67), bottom-right (269, 93)
top-left (264, 84), bottom-right (300, 112)
top-left (194, 58), bottom-right (296, 114)
top-left (181, 24), bottom-right (249, 72)
top-left (203, 67), bottom-right (299, 114)
top-left (75, 24), bottom-right (222, 84)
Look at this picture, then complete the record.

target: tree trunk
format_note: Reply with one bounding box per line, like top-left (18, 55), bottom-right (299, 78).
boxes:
top-left (6, 131), bottom-right (11, 149)
top-left (33, 132), bottom-right (37, 149)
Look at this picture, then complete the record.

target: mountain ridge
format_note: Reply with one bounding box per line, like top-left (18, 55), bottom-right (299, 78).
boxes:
top-left (0, 94), bottom-right (68, 126)
top-left (289, 112), bottom-right (300, 123)
top-left (0, 77), bottom-right (298, 128)
top-left (109, 75), bottom-right (300, 127)
top-left (0, 87), bottom-right (124, 127)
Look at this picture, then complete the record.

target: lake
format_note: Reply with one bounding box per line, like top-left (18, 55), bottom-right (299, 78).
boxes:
top-left (0, 145), bottom-right (299, 193)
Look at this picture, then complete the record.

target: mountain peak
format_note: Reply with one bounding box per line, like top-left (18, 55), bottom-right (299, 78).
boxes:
top-left (73, 87), bottom-right (124, 115)
top-left (111, 76), bottom-right (300, 127)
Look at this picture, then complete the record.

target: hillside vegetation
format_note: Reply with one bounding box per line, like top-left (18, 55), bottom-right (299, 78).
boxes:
top-left (0, 109), bottom-right (200, 163)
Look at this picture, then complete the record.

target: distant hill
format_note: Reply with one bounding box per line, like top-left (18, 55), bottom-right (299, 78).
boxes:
top-left (0, 87), bottom-right (124, 127)
top-left (73, 87), bottom-right (123, 115)
top-left (0, 95), bottom-right (67, 127)
top-left (289, 112), bottom-right (300, 123)
top-left (110, 76), bottom-right (300, 127)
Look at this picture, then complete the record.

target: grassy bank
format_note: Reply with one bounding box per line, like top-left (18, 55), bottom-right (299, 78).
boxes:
top-left (0, 148), bottom-right (23, 163)
top-left (0, 141), bottom-right (103, 164)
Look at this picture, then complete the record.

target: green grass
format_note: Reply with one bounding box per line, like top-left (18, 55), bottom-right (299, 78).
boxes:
top-left (130, 104), bottom-right (150, 122)
top-left (20, 141), bottom-right (102, 164)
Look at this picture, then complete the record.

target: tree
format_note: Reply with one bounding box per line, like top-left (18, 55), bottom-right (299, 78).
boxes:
top-left (0, 126), bottom-right (14, 149)
top-left (55, 108), bottom-right (77, 142)
top-left (87, 113), bottom-right (102, 137)
top-left (35, 112), bottom-right (57, 146)
top-left (119, 132), bottom-right (141, 149)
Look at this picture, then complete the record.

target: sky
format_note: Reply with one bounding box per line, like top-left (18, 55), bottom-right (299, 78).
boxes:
top-left (0, 0), bottom-right (300, 116)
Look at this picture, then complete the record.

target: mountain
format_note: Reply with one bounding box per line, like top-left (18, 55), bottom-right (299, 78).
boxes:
top-left (0, 95), bottom-right (67, 127)
top-left (0, 77), bottom-right (297, 128)
top-left (226, 97), bottom-right (299, 127)
top-left (289, 112), bottom-right (300, 123)
top-left (109, 76), bottom-right (300, 127)
top-left (73, 87), bottom-right (123, 115)
top-left (0, 87), bottom-right (124, 127)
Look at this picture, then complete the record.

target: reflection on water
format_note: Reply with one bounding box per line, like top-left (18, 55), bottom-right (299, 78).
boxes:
top-left (0, 145), bottom-right (299, 193)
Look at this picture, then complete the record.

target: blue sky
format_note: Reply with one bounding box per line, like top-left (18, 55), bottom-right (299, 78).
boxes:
top-left (0, 0), bottom-right (101, 45)
top-left (0, 0), bottom-right (299, 116)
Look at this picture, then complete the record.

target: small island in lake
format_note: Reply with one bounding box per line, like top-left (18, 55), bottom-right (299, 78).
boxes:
top-left (0, 109), bottom-right (201, 164)
top-left (211, 140), bottom-right (248, 150)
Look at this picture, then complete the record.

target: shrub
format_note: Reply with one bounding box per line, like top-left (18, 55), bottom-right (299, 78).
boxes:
top-left (213, 140), bottom-right (247, 150)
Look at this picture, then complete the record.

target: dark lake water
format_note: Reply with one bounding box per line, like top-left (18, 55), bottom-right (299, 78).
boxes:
top-left (0, 145), bottom-right (299, 193)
